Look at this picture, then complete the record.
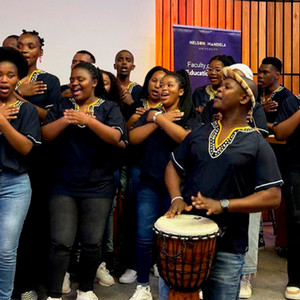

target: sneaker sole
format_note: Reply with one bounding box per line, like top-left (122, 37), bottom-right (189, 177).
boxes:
top-left (119, 276), bottom-right (137, 284)
top-left (285, 292), bottom-right (300, 300)
top-left (119, 278), bottom-right (137, 284)
top-left (99, 280), bottom-right (115, 287)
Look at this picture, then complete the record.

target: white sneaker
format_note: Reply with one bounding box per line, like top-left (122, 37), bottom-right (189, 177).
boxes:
top-left (199, 290), bottom-right (203, 299)
top-left (76, 290), bottom-right (98, 300)
top-left (119, 268), bottom-right (137, 284)
top-left (153, 264), bottom-right (159, 278)
top-left (285, 286), bottom-right (300, 299)
top-left (46, 297), bottom-right (62, 300)
top-left (129, 285), bottom-right (152, 300)
top-left (239, 275), bottom-right (252, 299)
top-left (96, 262), bottom-right (115, 286)
top-left (62, 272), bottom-right (71, 293)
top-left (21, 290), bottom-right (38, 300)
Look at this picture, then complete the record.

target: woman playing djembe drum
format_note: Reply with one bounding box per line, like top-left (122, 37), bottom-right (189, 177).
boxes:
top-left (161, 67), bottom-right (283, 300)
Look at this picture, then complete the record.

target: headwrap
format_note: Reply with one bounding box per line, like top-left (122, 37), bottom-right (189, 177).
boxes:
top-left (222, 67), bottom-right (255, 108)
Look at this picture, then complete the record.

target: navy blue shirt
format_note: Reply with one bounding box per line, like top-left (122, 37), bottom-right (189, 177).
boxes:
top-left (43, 97), bottom-right (127, 198)
top-left (1, 100), bottom-right (41, 174)
top-left (171, 121), bottom-right (283, 254)
top-left (275, 94), bottom-right (300, 170)
top-left (133, 110), bottom-right (201, 188)
top-left (22, 70), bottom-right (61, 109)
top-left (123, 82), bottom-right (142, 120)
top-left (192, 85), bottom-right (216, 109)
top-left (258, 86), bottom-right (293, 124)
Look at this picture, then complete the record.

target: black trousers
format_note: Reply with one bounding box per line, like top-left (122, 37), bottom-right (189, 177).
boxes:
top-left (283, 169), bottom-right (300, 288)
top-left (48, 195), bottom-right (112, 298)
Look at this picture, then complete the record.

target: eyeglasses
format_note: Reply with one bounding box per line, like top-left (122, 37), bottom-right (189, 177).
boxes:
top-left (206, 66), bottom-right (222, 73)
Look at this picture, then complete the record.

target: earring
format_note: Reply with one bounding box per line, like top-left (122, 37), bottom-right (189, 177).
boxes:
top-left (39, 56), bottom-right (42, 63)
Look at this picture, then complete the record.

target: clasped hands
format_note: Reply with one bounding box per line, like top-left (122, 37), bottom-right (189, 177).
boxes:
top-left (63, 109), bottom-right (96, 126)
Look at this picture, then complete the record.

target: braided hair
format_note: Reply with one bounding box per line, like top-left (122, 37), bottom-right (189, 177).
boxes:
top-left (20, 30), bottom-right (44, 49)
top-left (166, 69), bottom-right (198, 125)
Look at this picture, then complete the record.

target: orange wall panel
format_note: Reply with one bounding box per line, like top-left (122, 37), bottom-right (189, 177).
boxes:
top-left (218, 0), bottom-right (226, 29)
top-left (156, 0), bottom-right (300, 94)
top-left (201, 0), bottom-right (210, 27)
top-left (226, 0), bottom-right (234, 30)
top-left (267, 2), bottom-right (275, 57)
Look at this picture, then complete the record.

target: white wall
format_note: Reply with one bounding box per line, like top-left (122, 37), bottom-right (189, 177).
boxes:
top-left (1, 0), bottom-right (155, 85)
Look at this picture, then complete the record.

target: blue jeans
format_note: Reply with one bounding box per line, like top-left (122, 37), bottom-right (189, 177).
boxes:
top-left (136, 186), bottom-right (170, 284)
top-left (159, 251), bottom-right (244, 300)
top-left (0, 172), bottom-right (31, 300)
top-left (242, 212), bottom-right (261, 275)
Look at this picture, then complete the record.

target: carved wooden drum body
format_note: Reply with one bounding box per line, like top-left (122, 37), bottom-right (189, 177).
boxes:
top-left (153, 215), bottom-right (220, 299)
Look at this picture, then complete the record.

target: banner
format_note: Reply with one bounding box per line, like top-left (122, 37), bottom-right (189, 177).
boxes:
top-left (174, 25), bottom-right (241, 91)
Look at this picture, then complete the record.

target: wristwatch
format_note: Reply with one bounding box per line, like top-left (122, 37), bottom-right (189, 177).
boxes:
top-left (220, 199), bottom-right (230, 213)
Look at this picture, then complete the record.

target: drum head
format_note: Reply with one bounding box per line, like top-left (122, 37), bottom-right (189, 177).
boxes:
top-left (154, 214), bottom-right (219, 239)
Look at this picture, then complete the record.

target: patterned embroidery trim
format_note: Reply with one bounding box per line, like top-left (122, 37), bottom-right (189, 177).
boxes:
top-left (261, 85), bottom-right (284, 103)
top-left (127, 82), bottom-right (138, 93)
top-left (208, 121), bottom-right (255, 159)
top-left (68, 97), bottom-right (105, 128)
top-left (141, 99), bottom-right (163, 110)
top-left (29, 69), bottom-right (46, 83)
top-left (10, 100), bottom-right (24, 108)
top-left (16, 69), bottom-right (46, 89)
top-left (205, 85), bottom-right (217, 101)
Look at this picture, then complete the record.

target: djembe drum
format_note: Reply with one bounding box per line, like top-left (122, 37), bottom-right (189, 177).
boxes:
top-left (153, 215), bottom-right (220, 300)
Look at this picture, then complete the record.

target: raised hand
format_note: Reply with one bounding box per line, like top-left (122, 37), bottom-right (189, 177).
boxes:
top-left (165, 198), bottom-right (192, 218)
top-left (262, 97), bottom-right (278, 113)
top-left (162, 110), bottom-right (184, 122)
top-left (135, 107), bottom-right (148, 116)
top-left (191, 191), bottom-right (223, 216)
top-left (120, 86), bottom-right (134, 105)
top-left (0, 103), bottom-right (19, 120)
top-left (63, 109), bottom-right (94, 126)
top-left (18, 78), bottom-right (47, 97)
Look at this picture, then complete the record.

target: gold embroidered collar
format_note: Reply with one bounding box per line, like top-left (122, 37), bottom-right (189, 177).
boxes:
top-left (208, 121), bottom-right (255, 158)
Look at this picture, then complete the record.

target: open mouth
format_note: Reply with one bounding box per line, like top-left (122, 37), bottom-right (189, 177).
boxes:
top-left (209, 76), bottom-right (218, 82)
top-left (0, 86), bottom-right (10, 94)
top-left (71, 87), bottom-right (81, 96)
top-left (160, 92), bottom-right (169, 100)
